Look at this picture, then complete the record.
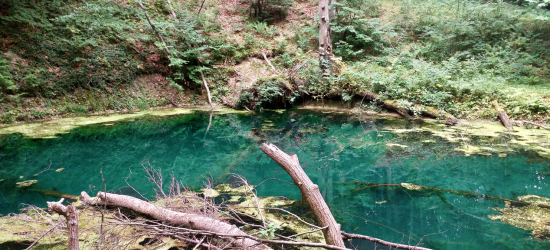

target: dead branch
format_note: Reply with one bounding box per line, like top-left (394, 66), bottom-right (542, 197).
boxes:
top-left (138, 1), bottom-right (171, 56)
top-left (262, 50), bottom-right (278, 73)
top-left (24, 221), bottom-right (63, 250)
top-left (200, 71), bottom-right (214, 108)
top-left (166, 0), bottom-right (179, 22)
top-left (143, 161), bottom-right (167, 198)
top-left (260, 143), bottom-right (346, 247)
top-left (523, 120), bottom-right (550, 130)
top-left (80, 191), bottom-right (272, 249)
top-left (231, 174), bottom-right (266, 227)
top-left (342, 232), bottom-right (432, 250)
top-left (46, 199), bottom-right (80, 250)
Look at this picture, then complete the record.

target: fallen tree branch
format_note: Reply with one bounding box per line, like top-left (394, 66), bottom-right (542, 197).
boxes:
top-left (260, 143), bottom-right (346, 247)
top-left (492, 100), bottom-right (514, 131)
top-left (362, 91), bottom-right (460, 125)
top-left (342, 232), bottom-right (432, 250)
top-left (200, 71), bottom-right (214, 108)
top-left (523, 120), bottom-right (550, 130)
top-left (262, 50), bottom-right (278, 73)
top-left (80, 191), bottom-right (272, 249)
top-left (138, 1), bottom-right (171, 56)
top-left (126, 220), bottom-right (350, 250)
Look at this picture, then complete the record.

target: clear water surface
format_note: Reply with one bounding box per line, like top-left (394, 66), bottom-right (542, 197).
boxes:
top-left (1, 110), bottom-right (549, 250)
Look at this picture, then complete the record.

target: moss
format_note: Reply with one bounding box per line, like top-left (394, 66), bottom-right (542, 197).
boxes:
top-left (0, 107), bottom-right (247, 139)
top-left (385, 120), bottom-right (550, 158)
top-left (489, 195), bottom-right (550, 239)
top-left (217, 184), bottom-right (326, 243)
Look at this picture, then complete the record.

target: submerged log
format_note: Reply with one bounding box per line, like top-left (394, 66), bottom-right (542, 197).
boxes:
top-left (80, 191), bottom-right (271, 250)
top-left (492, 100), bottom-right (514, 131)
top-left (259, 143), bottom-right (346, 248)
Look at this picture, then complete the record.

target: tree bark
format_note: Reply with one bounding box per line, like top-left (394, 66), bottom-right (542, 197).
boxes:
top-left (259, 143), bottom-right (346, 248)
top-left (47, 200), bottom-right (80, 250)
top-left (492, 100), bottom-right (514, 131)
top-left (319, 0), bottom-right (333, 77)
top-left (80, 191), bottom-right (271, 250)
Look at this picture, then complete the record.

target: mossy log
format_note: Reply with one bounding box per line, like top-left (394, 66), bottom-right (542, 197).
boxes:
top-left (492, 100), bottom-right (514, 131)
top-left (418, 105), bottom-right (460, 125)
top-left (80, 191), bottom-right (271, 250)
top-left (363, 91), bottom-right (459, 124)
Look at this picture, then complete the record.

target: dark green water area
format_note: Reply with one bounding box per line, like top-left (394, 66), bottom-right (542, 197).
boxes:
top-left (1, 109), bottom-right (550, 249)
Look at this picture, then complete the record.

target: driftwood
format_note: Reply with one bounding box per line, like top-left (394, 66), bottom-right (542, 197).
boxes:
top-left (47, 199), bottom-right (80, 250)
top-left (260, 143), bottom-right (346, 247)
top-left (492, 100), bottom-right (514, 131)
top-left (80, 191), bottom-right (271, 249)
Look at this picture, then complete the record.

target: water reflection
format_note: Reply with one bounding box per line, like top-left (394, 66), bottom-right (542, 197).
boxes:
top-left (0, 110), bottom-right (549, 249)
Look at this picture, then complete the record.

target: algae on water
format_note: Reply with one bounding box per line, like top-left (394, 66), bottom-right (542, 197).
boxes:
top-left (489, 195), bottom-right (550, 239)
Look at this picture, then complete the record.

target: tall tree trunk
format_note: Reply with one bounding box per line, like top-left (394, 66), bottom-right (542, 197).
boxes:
top-left (259, 143), bottom-right (346, 248)
top-left (319, 0), bottom-right (333, 77)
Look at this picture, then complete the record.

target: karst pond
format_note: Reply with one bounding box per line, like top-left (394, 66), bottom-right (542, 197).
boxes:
top-left (1, 109), bottom-right (550, 249)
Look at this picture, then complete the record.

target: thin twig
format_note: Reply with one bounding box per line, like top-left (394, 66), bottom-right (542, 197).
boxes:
top-left (24, 221), bottom-right (63, 250)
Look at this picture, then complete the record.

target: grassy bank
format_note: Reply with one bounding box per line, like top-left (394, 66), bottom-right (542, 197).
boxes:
top-left (1, 0), bottom-right (549, 124)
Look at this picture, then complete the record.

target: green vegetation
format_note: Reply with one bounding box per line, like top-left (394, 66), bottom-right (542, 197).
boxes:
top-left (0, 0), bottom-right (549, 123)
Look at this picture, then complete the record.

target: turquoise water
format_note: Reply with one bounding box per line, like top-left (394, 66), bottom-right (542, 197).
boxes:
top-left (1, 110), bottom-right (550, 249)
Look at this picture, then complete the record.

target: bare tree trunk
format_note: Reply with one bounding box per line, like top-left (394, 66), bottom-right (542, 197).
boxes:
top-left (200, 71), bottom-right (214, 108)
top-left (259, 143), bottom-right (346, 248)
top-left (138, 2), bottom-right (171, 56)
top-left (492, 100), bottom-right (514, 131)
top-left (319, 0), bottom-right (333, 77)
top-left (80, 192), bottom-right (271, 250)
top-left (47, 200), bottom-right (80, 250)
